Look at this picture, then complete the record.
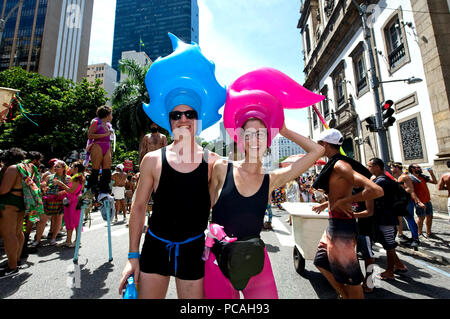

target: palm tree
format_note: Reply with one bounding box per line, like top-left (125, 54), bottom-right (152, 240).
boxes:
top-left (111, 58), bottom-right (153, 153)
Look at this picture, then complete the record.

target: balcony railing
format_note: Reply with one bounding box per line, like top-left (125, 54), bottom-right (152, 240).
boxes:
top-left (388, 43), bottom-right (405, 68)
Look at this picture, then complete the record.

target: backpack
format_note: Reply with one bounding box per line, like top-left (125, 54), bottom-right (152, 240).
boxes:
top-left (17, 164), bottom-right (45, 223)
top-left (391, 181), bottom-right (411, 216)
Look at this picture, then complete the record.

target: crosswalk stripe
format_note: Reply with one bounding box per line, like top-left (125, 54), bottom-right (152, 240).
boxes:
top-left (271, 217), bottom-right (295, 247)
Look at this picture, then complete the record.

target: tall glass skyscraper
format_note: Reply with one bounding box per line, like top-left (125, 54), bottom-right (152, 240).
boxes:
top-left (0, 0), bottom-right (94, 82)
top-left (111, 0), bottom-right (199, 80)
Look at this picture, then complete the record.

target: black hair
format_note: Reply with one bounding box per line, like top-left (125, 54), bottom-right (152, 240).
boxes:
top-left (96, 105), bottom-right (112, 119)
top-left (3, 147), bottom-right (26, 166)
top-left (27, 151), bottom-right (44, 162)
top-left (369, 157), bottom-right (384, 169)
top-left (447, 160), bottom-right (450, 169)
top-left (408, 164), bottom-right (416, 174)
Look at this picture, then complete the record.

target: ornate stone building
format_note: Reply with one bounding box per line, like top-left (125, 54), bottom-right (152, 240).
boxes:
top-left (298, 0), bottom-right (449, 212)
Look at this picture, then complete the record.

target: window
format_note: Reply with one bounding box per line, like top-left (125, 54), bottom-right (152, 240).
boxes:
top-left (355, 57), bottom-right (367, 92)
top-left (313, 108), bottom-right (318, 128)
top-left (320, 86), bottom-right (330, 120)
top-left (381, 8), bottom-right (411, 73)
top-left (386, 19), bottom-right (405, 68)
top-left (331, 61), bottom-right (347, 108)
top-left (305, 24), bottom-right (311, 54)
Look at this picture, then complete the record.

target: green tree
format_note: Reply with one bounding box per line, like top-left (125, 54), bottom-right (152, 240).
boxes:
top-left (0, 67), bottom-right (107, 161)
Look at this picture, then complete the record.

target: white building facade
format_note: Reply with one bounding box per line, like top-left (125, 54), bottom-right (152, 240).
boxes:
top-left (298, 0), bottom-right (449, 212)
top-left (119, 50), bottom-right (152, 82)
top-left (86, 63), bottom-right (117, 106)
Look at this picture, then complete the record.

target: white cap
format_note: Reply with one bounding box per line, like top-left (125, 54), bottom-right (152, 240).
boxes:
top-left (316, 129), bottom-right (344, 145)
top-left (116, 164), bottom-right (124, 171)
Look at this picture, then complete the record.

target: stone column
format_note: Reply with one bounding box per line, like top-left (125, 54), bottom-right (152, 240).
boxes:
top-left (411, 0), bottom-right (450, 212)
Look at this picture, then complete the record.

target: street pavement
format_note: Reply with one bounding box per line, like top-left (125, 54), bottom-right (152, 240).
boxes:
top-left (0, 206), bottom-right (449, 299)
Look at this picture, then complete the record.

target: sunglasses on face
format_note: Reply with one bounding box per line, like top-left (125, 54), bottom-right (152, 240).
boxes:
top-left (168, 110), bottom-right (198, 121)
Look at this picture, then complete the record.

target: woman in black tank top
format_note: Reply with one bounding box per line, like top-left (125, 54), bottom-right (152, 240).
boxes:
top-left (205, 119), bottom-right (325, 299)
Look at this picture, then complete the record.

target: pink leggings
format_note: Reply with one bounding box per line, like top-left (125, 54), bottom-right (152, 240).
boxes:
top-left (204, 248), bottom-right (278, 299)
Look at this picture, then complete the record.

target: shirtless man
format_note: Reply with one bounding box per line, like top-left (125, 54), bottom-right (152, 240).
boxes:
top-left (111, 164), bottom-right (128, 223)
top-left (438, 160), bottom-right (450, 220)
top-left (311, 129), bottom-right (383, 299)
top-left (139, 123), bottom-right (168, 166)
top-left (390, 162), bottom-right (420, 248)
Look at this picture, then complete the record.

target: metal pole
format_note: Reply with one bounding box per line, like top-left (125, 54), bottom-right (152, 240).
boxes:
top-left (352, 0), bottom-right (390, 166)
top-left (105, 199), bottom-right (113, 262)
top-left (73, 203), bottom-right (86, 264)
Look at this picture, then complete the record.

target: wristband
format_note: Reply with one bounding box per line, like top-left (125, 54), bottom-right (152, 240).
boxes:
top-left (128, 252), bottom-right (140, 259)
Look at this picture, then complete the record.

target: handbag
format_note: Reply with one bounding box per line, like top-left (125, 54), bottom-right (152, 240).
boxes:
top-left (211, 236), bottom-right (265, 291)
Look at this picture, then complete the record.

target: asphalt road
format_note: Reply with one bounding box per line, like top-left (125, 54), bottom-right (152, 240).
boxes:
top-left (1, 207), bottom-right (449, 299)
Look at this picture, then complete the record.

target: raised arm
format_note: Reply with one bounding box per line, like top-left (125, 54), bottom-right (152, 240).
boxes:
top-left (269, 125), bottom-right (324, 191)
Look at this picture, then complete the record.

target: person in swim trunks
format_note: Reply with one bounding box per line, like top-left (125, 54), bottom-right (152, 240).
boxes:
top-left (86, 106), bottom-right (114, 199)
top-left (311, 129), bottom-right (383, 299)
top-left (0, 148), bottom-right (28, 278)
top-left (118, 33), bottom-right (225, 299)
top-left (111, 164), bottom-right (127, 223)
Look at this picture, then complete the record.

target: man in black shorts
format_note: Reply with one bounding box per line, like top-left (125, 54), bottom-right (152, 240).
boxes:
top-left (118, 34), bottom-right (224, 298)
top-left (312, 129), bottom-right (383, 299)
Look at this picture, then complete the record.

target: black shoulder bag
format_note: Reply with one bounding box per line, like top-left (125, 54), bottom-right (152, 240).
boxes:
top-left (211, 236), bottom-right (266, 291)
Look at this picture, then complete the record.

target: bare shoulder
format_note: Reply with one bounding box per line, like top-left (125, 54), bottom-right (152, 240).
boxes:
top-left (208, 151), bottom-right (221, 164)
top-left (141, 148), bottom-right (162, 170)
top-left (213, 158), bottom-right (228, 171)
top-left (333, 160), bottom-right (353, 175)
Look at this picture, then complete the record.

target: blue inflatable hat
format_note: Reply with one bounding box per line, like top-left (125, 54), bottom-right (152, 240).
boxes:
top-left (143, 33), bottom-right (226, 135)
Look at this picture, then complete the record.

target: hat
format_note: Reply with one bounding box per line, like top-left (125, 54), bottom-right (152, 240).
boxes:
top-left (143, 33), bottom-right (226, 136)
top-left (317, 129), bottom-right (344, 145)
top-left (116, 164), bottom-right (124, 171)
top-left (224, 67), bottom-right (325, 149)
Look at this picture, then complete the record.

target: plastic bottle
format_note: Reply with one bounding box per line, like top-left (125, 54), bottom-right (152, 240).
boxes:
top-left (123, 275), bottom-right (138, 299)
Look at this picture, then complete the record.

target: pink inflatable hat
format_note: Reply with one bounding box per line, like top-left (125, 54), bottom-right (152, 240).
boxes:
top-left (223, 67), bottom-right (325, 148)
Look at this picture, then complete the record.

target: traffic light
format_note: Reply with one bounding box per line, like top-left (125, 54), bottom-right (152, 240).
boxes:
top-left (382, 100), bottom-right (395, 128)
top-left (365, 116), bottom-right (377, 132)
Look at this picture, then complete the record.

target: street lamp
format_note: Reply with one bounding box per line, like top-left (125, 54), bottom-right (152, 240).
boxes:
top-left (379, 77), bottom-right (423, 84)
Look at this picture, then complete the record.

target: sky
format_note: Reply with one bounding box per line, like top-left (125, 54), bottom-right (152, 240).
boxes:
top-left (88, 0), bottom-right (309, 141)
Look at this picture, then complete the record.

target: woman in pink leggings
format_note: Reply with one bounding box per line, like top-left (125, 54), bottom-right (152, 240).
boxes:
top-left (206, 69), bottom-right (325, 299)
top-left (204, 247), bottom-right (278, 299)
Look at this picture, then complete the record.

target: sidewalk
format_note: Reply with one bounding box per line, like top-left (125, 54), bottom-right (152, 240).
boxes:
top-left (396, 212), bottom-right (449, 266)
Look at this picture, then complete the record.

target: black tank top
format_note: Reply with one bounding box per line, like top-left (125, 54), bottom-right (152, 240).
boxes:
top-left (211, 162), bottom-right (270, 239)
top-left (149, 147), bottom-right (210, 241)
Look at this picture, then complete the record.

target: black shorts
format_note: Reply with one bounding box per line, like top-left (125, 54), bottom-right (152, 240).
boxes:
top-left (139, 231), bottom-right (206, 280)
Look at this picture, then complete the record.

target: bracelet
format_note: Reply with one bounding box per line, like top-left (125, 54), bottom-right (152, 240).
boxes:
top-left (128, 252), bottom-right (140, 259)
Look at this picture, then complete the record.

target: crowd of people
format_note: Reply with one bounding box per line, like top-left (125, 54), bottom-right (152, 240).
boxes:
top-left (1, 33), bottom-right (449, 300)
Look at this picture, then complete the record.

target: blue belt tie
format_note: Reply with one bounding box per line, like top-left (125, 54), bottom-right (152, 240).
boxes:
top-left (147, 228), bottom-right (204, 275)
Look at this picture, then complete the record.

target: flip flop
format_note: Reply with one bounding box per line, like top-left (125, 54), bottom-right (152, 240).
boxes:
top-left (376, 274), bottom-right (395, 281)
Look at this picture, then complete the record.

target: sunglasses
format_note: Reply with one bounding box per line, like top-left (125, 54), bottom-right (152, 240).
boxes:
top-left (169, 110), bottom-right (198, 121)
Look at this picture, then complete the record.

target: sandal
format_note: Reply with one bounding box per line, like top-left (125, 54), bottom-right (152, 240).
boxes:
top-left (376, 273), bottom-right (395, 281)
